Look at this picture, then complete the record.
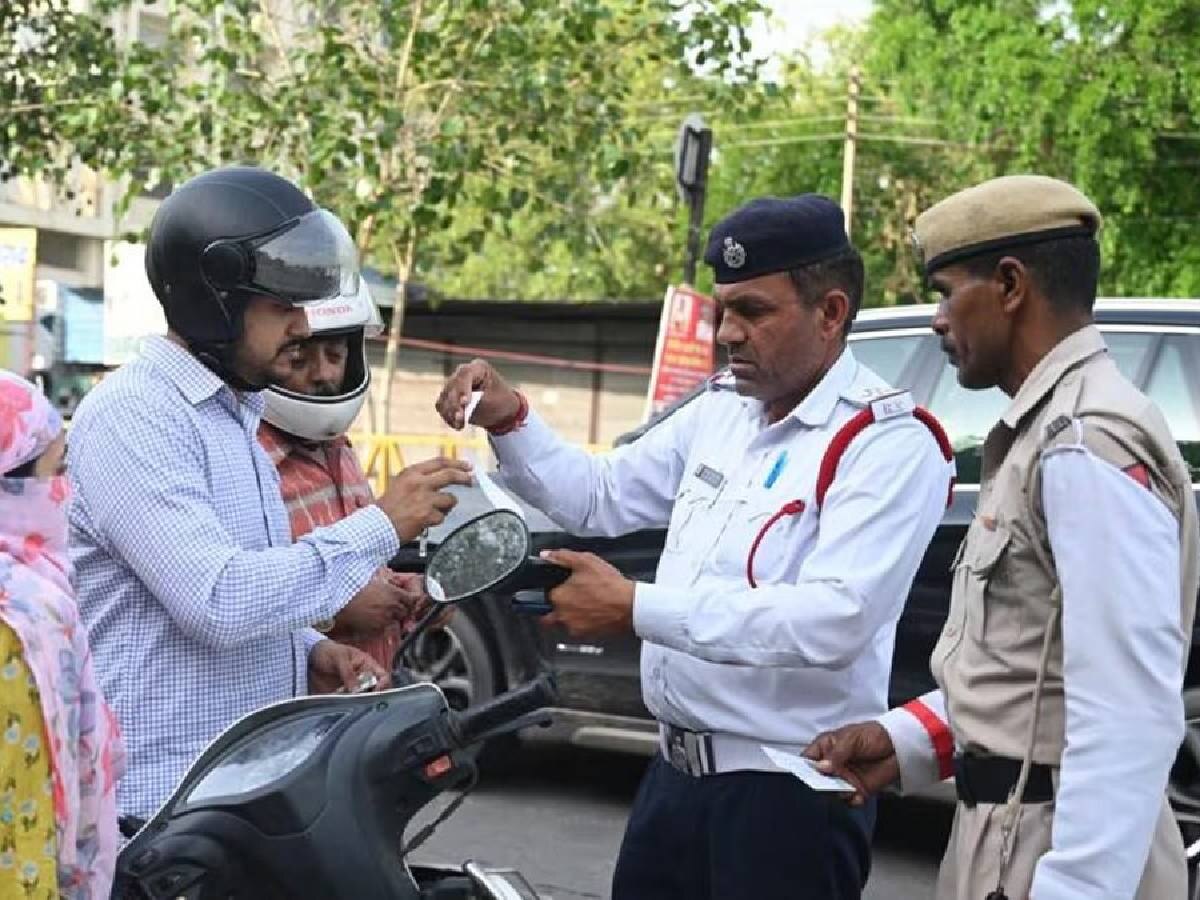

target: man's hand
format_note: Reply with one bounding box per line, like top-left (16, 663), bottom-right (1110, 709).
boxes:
top-left (382, 570), bottom-right (453, 628)
top-left (308, 639), bottom-right (391, 695)
top-left (803, 721), bottom-right (900, 806)
top-left (334, 573), bottom-right (423, 635)
top-left (375, 456), bottom-right (473, 543)
top-left (539, 549), bottom-right (635, 638)
top-left (435, 359), bottom-right (522, 431)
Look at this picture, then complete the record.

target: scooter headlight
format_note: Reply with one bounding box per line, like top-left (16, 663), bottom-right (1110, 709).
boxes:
top-left (185, 712), bottom-right (346, 804)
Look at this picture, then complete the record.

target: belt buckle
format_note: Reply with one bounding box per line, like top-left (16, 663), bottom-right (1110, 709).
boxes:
top-left (666, 727), bottom-right (713, 777)
top-left (667, 730), bottom-right (693, 775)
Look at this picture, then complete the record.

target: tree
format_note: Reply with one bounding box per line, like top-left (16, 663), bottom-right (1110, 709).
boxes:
top-left (1, 1), bottom-right (146, 189)
top-left (863, 0), bottom-right (1200, 298)
top-left (693, 1), bottom-right (1200, 306)
top-left (13, 0), bottom-right (762, 427)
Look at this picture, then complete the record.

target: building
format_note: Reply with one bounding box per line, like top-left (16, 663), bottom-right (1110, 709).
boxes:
top-left (0, 2), bottom-right (167, 382)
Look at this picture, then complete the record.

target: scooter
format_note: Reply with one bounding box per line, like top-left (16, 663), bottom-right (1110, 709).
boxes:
top-left (113, 508), bottom-right (563, 900)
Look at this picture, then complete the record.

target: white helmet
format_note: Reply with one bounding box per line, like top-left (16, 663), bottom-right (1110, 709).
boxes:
top-left (262, 280), bottom-right (383, 441)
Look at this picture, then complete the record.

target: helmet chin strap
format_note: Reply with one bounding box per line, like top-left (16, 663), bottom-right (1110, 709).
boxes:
top-left (186, 290), bottom-right (270, 393)
top-left (190, 341), bottom-right (268, 392)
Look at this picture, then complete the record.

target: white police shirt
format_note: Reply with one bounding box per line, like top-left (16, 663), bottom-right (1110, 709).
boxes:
top-left (491, 349), bottom-right (951, 763)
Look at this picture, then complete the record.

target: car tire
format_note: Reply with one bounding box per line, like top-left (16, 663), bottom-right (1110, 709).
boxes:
top-left (400, 609), bottom-right (498, 712)
top-left (1169, 689), bottom-right (1200, 898)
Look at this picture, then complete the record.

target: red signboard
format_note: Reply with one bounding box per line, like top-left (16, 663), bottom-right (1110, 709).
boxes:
top-left (644, 284), bottom-right (717, 419)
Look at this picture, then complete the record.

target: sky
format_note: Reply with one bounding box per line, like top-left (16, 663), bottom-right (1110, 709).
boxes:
top-left (750, 0), bottom-right (874, 71)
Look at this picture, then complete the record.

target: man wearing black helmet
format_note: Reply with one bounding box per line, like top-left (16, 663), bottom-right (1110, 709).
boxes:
top-left (67, 167), bottom-right (473, 820)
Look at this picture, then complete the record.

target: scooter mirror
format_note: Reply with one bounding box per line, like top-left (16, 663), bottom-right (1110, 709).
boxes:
top-left (424, 509), bottom-right (530, 604)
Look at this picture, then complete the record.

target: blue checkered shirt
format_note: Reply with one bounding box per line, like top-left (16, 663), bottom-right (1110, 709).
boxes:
top-left (69, 337), bottom-right (399, 817)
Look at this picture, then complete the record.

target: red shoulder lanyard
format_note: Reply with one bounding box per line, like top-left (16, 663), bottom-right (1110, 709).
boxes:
top-left (746, 500), bottom-right (806, 588)
top-left (743, 404), bottom-right (954, 589)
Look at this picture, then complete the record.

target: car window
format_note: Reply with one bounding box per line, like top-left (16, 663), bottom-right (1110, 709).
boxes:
top-left (925, 368), bottom-right (1007, 485)
top-left (1103, 331), bottom-right (1158, 383)
top-left (1143, 335), bottom-right (1200, 482)
top-left (848, 333), bottom-right (931, 387)
top-left (925, 329), bottom-right (1174, 486)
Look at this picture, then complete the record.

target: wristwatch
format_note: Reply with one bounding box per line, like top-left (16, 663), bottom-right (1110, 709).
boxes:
top-left (313, 618), bottom-right (335, 634)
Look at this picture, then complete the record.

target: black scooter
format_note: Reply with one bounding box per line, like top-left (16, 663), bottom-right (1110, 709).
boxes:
top-left (113, 509), bottom-right (562, 900)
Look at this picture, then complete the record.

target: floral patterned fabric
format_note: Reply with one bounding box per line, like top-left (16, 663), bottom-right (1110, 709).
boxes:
top-left (0, 371), bottom-right (124, 899)
top-left (0, 619), bottom-right (58, 899)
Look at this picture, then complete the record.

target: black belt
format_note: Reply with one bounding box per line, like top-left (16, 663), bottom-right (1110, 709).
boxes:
top-left (954, 753), bottom-right (1055, 807)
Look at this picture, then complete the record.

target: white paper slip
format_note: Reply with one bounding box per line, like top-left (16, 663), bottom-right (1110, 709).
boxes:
top-left (476, 468), bottom-right (526, 520)
top-left (762, 746), bottom-right (857, 794)
top-left (461, 389), bottom-right (525, 519)
top-left (463, 390), bottom-right (484, 426)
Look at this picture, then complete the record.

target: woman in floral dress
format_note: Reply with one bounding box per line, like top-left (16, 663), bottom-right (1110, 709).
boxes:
top-left (0, 371), bottom-right (123, 898)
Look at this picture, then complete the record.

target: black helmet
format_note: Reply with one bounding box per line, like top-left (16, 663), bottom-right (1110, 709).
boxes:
top-left (145, 166), bottom-right (360, 387)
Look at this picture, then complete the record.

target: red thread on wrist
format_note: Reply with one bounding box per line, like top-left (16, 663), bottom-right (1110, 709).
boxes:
top-left (487, 392), bottom-right (529, 436)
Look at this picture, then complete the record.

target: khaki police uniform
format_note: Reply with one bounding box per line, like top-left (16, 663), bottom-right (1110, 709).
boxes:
top-left (879, 176), bottom-right (1199, 899)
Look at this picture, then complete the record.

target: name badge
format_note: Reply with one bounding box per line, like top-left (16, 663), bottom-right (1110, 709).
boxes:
top-left (694, 463), bottom-right (725, 490)
top-left (870, 390), bottom-right (915, 422)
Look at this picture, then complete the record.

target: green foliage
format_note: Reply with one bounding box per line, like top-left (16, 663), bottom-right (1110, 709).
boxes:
top-left (4, 0), bottom-right (764, 303)
top-left (9, 1), bottom-right (1200, 303)
top-left (860, 0), bottom-right (1200, 298)
top-left (700, 0), bottom-right (1200, 305)
top-left (1, 1), bottom-right (142, 187)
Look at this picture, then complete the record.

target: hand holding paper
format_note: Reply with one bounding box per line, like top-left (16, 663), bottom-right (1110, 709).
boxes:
top-left (463, 390), bottom-right (484, 426)
top-left (435, 359), bottom-right (522, 430)
top-left (762, 746), bottom-right (857, 796)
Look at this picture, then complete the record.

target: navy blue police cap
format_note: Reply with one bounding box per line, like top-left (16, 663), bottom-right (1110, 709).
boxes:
top-left (703, 195), bottom-right (850, 285)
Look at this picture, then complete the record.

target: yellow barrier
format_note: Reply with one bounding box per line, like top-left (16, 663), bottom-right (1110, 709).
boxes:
top-left (349, 432), bottom-right (608, 495)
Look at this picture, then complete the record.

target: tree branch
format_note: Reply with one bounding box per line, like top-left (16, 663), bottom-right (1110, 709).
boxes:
top-left (393, 0), bottom-right (424, 109)
top-left (257, 0), bottom-right (298, 77)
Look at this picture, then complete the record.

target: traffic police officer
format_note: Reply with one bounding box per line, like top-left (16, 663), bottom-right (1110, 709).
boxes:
top-left (435, 195), bottom-right (953, 900)
top-left (806, 175), bottom-right (1200, 899)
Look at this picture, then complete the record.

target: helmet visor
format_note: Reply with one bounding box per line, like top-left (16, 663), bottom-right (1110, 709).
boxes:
top-left (249, 209), bottom-right (359, 305)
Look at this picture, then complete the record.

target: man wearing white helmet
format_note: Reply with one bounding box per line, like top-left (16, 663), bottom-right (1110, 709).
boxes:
top-left (259, 285), bottom-right (429, 684)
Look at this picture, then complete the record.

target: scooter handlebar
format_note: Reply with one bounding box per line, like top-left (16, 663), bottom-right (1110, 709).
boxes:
top-left (452, 673), bottom-right (558, 747)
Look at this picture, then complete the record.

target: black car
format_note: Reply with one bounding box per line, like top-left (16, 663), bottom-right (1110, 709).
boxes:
top-left (394, 299), bottom-right (1200, 850)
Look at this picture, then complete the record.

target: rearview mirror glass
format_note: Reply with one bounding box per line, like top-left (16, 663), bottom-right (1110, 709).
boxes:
top-left (424, 509), bottom-right (530, 604)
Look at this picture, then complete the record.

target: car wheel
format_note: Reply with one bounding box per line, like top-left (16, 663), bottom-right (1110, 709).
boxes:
top-left (400, 611), bottom-right (497, 712)
top-left (1169, 689), bottom-right (1200, 898)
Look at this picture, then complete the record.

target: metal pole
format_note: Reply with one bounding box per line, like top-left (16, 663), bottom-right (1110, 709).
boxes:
top-left (682, 129), bottom-right (712, 286)
top-left (588, 330), bottom-right (603, 446)
top-left (840, 67), bottom-right (861, 238)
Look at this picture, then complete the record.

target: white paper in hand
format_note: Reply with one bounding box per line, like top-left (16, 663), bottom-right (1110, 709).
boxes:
top-left (461, 390), bottom-right (525, 520)
top-left (762, 746), bottom-right (856, 794)
top-left (476, 468), bottom-right (525, 520)
top-left (463, 390), bottom-right (484, 426)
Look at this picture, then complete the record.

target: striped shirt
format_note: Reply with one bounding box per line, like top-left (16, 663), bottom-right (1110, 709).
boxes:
top-left (68, 336), bottom-right (399, 817)
top-left (258, 422), bottom-right (416, 669)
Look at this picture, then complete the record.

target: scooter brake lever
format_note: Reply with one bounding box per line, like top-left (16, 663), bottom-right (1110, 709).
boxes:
top-left (465, 709), bottom-right (553, 747)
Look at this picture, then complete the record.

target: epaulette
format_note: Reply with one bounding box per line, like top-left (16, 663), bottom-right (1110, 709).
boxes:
top-left (845, 386), bottom-right (916, 421)
top-left (1044, 415), bottom-right (1073, 442)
